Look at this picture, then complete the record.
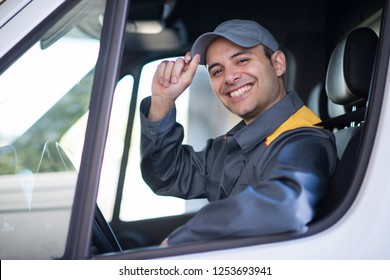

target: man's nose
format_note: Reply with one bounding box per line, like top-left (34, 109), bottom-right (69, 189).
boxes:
top-left (224, 68), bottom-right (241, 84)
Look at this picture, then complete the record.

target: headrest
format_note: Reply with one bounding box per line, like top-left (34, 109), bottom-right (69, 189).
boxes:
top-left (325, 27), bottom-right (378, 105)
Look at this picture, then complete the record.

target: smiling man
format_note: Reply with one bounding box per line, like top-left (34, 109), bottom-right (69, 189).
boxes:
top-left (139, 19), bottom-right (338, 245)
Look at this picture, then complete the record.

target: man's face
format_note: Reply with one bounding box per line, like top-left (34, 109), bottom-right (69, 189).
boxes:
top-left (206, 37), bottom-right (286, 124)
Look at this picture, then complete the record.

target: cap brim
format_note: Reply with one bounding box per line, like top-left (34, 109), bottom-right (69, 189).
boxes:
top-left (191, 32), bottom-right (261, 65)
top-left (191, 33), bottom-right (221, 65)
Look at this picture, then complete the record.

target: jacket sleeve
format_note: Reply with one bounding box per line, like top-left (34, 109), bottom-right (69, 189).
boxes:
top-left (166, 131), bottom-right (337, 244)
top-left (140, 97), bottom-right (209, 199)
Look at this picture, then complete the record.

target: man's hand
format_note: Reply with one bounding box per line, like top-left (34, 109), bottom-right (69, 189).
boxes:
top-left (148, 52), bottom-right (200, 121)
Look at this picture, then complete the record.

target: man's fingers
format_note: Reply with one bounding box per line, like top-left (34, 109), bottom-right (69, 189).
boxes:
top-left (162, 61), bottom-right (174, 87)
top-left (154, 53), bottom-right (200, 90)
top-left (155, 61), bottom-right (167, 85)
top-left (189, 53), bottom-right (200, 69)
top-left (184, 53), bottom-right (200, 81)
top-left (170, 58), bottom-right (186, 84)
top-left (183, 51), bottom-right (192, 62)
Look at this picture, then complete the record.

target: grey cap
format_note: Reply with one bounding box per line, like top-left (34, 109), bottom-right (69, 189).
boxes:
top-left (191, 19), bottom-right (279, 65)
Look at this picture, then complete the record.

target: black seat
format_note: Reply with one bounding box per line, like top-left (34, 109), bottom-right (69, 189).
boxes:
top-left (314, 27), bottom-right (378, 221)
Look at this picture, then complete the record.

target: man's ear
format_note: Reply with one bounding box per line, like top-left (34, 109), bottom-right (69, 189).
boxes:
top-left (272, 51), bottom-right (287, 77)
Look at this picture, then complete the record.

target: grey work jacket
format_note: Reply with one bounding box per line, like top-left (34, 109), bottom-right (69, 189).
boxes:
top-left (140, 91), bottom-right (338, 244)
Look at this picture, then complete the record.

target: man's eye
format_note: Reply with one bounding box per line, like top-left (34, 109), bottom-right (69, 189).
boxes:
top-left (238, 58), bottom-right (249, 64)
top-left (212, 69), bottom-right (223, 76)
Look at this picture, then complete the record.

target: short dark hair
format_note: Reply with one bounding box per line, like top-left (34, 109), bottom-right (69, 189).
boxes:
top-left (262, 45), bottom-right (274, 60)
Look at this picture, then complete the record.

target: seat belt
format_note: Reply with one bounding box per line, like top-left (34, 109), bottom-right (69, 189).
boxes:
top-left (315, 107), bottom-right (366, 130)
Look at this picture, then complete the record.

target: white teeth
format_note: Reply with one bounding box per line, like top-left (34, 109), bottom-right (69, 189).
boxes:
top-left (230, 85), bottom-right (251, 97)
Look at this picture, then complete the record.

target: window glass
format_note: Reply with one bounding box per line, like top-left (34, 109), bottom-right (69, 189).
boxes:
top-left (0, 0), bottom-right (106, 259)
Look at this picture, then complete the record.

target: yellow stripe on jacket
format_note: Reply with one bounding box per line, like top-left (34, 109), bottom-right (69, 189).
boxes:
top-left (265, 105), bottom-right (322, 147)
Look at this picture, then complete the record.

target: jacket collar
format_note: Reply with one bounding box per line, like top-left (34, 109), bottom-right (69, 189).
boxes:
top-left (227, 90), bottom-right (304, 151)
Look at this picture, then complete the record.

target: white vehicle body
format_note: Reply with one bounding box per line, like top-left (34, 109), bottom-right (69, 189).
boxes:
top-left (0, 0), bottom-right (389, 260)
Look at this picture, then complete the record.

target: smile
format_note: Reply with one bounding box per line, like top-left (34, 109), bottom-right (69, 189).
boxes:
top-left (229, 84), bottom-right (253, 98)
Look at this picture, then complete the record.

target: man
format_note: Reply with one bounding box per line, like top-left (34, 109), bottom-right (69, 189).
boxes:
top-left (140, 19), bottom-right (337, 245)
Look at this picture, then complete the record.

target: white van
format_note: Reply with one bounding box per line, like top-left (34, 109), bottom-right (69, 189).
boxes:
top-left (0, 0), bottom-right (389, 260)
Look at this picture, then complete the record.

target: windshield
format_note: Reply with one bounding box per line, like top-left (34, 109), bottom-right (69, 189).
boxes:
top-left (0, 0), bottom-right (106, 259)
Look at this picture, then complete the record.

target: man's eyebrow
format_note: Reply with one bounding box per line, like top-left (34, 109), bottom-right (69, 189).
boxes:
top-left (207, 50), bottom-right (253, 73)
